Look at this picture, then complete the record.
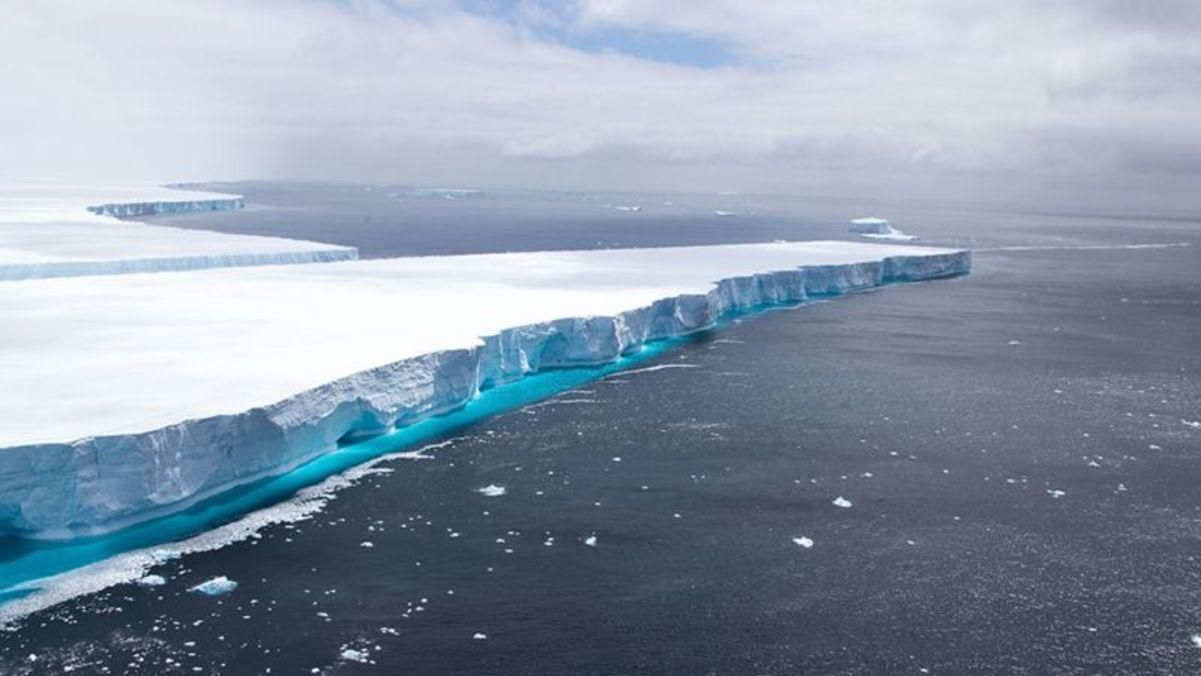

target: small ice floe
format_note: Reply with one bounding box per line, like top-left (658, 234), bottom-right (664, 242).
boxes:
top-left (476, 484), bottom-right (507, 497)
top-left (1047, 489), bottom-right (1067, 499)
top-left (340, 649), bottom-right (370, 663)
top-left (1007, 340), bottom-right (1022, 346)
top-left (1183, 420), bottom-right (1201, 429)
top-left (473, 633), bottom-right (488, 640)
top-left (612, 456), bottom-right (622, 463)
top-left (1117, 483), bottom-right (1128, 492)
top-left (584, 535), bottom-right (598, 547)
top-left (713, 210), bottom-right (735, 217)
top-left (614, 205), bottom-right (642, 212)
top-left (189, 576), bottom-right (237, 596)
top-left (360, 541), bottom-right (374, 548)
top-left (136, 574), bottom-right (166, 587)
top-left (1190, 634), bottom-right (1201, 648)
top-left (1149, 444), bottom-right (1162, 451)
top-left (792, 536), bottom-right (814, 549)
top-left (832, 497), bottom-right (853, 509)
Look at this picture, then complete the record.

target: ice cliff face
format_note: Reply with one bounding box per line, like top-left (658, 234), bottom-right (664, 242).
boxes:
top-left (0, 190), bottom-right (359, 281)
top-left (0, 249), bottom-right (359, 282)
top-left (0, 250), bottom-right (968, 538)
top-left (86, 197), bottom-right (245, 218)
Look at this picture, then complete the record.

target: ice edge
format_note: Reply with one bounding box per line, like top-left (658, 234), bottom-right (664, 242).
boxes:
top-left (0, 191), bottom-right (358, 281)
top-left (0, 248), bottom-right (969, 538)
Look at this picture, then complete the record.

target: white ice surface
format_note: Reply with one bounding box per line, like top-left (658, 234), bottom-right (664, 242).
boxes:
top-left (0, 239), bottom-right (968, 535)
top-left (0, 181), bottom-right (356, 280)
top-left (0, 240), bottom-right (961, 448)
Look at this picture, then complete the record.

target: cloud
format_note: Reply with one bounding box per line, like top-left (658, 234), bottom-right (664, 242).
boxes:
top-left (0, 0), bottom-right (1198, 203)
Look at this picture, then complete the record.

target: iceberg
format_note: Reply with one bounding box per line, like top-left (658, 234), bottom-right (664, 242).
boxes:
top-left (849, 217), bottom-right (918, 242)
top-left (0, 223), bottom-right (968, 538)
top-left (188, 575), bottom-right (237, 596)
top-left (0, 180), bottom-right (357, 280)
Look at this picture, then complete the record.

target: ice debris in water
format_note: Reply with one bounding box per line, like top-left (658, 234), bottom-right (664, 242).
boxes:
top-left (189, 576), bottom-right (237, 596)
top-left (1047, 489), bottom-right (1066, 498)
top-left (476, 484), bottom-right (507, 497)
top-left (340, 649), bottom-right (370, 663)
top-left (473, 633), bottom-right (488, 640)
top-left (135, 574), bottom-right (166, 587)
top-left (832, 497), bottom-right (853, 509)
top-left (1192, 635), bottom-right (1201, 648)
top-left (792, 536), bottom-right (814, 549)
top-left (584, 535), bottom-right (598, 547)
top-left (360, 541), bottom-right (374, 548)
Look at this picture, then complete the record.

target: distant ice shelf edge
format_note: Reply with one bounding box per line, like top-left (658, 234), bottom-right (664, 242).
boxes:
top-left (0, 195), bottom-right (359, 281)
top-left (0, 248), bottom-right (969, 539)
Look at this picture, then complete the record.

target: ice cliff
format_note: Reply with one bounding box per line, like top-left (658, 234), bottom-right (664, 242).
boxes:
top-left (0, 183), bottom-right (358, 281)
top-left (0, 249), bottom-right (969, 538)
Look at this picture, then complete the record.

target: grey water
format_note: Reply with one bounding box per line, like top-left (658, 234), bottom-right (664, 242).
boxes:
top-left (3, 183), bottom-right (1200, 674)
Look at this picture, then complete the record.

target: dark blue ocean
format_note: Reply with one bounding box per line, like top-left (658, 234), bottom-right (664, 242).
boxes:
top-left (2, 183), bottom-right (1199, 674)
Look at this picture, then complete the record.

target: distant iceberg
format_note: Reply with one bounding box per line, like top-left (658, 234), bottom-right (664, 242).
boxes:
top-left (849, 217), bottom-right (918, 242)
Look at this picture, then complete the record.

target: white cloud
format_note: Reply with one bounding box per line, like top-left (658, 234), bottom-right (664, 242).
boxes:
top-left (0, 0), bottom-right (1198, 201)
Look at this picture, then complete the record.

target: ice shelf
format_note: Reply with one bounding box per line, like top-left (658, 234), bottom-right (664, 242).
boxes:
top-left (0, 181), bottom-right (357, 280)
top-left (0, 239), bottom-right (969, 537)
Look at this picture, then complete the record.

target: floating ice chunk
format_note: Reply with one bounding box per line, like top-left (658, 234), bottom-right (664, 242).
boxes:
top-left (792, 536), bottom-right (814, 549)
top-left (473, 633), bottom-right (487, 640)
top-left (713, 210), bottom-right (735, 217)
top-left (1007, 340), bottom-right (1022, 346)
top-left (136, 574), bottom-right (166, 587)
top-left (614, 205), bottom-right (642, 212)
top-left (584, 535), bottom-right (598, 547)
top-left (1149, 444), bottom-right (1162, 451)
top-left (832, 497), bottom-right (853, 509)
top-left (1183, 420), bottom-right (1201, 429)
top-left (360, 541), bottom-right (374, 548)
top-left (476, 485), bottom-right (507, 497)
top-left (848, 217), bottom-right (918, 242)
top-left (189, 576), bottom-right (237, 596)
top-left (1047, 489), bottom-right (1066, 498)
top-left (340, 649), bottom-right (370, 663)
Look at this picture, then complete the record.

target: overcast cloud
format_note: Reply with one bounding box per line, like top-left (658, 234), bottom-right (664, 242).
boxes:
top-left (2, 1), bottom-right (1198, 205)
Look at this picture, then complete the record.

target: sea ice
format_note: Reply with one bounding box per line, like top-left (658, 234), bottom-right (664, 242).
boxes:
top-left (832, 497), bottom-right (853, 508)
top-left (584, 535), bottom-right (598, 547)
top-left (135, 574), bottom-right (166, 587)
top-left (188, 576), bottom-right (237, 596)
top-left (792, 536), bottom-right (814, 548)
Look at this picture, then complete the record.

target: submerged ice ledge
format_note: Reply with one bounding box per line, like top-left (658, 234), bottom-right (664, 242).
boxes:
top-left (0, 247), bottom-right (969, 538)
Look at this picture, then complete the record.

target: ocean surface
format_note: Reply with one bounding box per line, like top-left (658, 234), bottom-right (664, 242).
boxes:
top-left (2, 183), bottom-right (1199, 674)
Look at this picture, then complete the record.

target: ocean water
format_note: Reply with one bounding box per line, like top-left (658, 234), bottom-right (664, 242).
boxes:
top-left (2, 184), bottom-right (1200, 674)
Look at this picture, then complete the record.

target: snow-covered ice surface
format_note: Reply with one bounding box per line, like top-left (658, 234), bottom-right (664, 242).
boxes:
top-left (0, 238), bottom-right (967, 537)
top-left (0, 181), bottom-right (357, 280)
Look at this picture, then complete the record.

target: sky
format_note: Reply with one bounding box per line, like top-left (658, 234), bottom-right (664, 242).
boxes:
top-left (2, 0), bottom-right (1199, 208)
